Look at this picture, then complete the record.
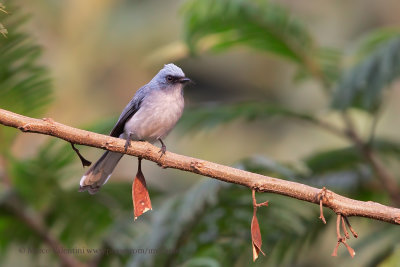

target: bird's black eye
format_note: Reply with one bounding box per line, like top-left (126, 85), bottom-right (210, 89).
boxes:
top-left (166, 75), bottom-right (173, 82)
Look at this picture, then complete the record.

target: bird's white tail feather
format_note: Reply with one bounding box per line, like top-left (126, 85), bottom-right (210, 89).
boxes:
top-left (79, 151), bottom-right (123, 194)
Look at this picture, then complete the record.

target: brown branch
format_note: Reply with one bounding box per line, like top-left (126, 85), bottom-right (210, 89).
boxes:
top-left (1, 108), bottom-right (400, 225)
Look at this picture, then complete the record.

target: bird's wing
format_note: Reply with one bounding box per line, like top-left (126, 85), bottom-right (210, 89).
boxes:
top-left (109, 86), bottom-right (148, 137)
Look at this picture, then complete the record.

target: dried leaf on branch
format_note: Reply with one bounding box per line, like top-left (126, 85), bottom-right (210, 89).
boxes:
top-left (251, 189), bottom-right (268, 261)
top-left (132, 158), bottom-right (152, 220)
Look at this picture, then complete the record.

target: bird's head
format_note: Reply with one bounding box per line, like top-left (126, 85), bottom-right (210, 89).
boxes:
top-left (152, 63), bottom-right (191, 89)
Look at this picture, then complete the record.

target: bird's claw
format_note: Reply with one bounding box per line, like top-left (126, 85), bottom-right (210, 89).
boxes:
top-left (158, 145), bottom-right (166, 157)
top-left (124, 139), bottom-right (131, 152)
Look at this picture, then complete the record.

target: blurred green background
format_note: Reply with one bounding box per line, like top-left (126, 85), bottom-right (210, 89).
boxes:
top-left (1, 0), bottom-right (400, 266)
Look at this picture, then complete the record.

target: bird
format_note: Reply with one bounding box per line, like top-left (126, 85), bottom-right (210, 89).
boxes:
top-left (79, 63), bottom-right (191, 194)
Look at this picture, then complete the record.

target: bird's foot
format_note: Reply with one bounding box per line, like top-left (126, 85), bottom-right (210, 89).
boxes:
top-left (159, 145), bottom-right (166, 157)
top-left (158, 139), bottom-right (167, 159)
top-left (124, 139), bottom-right (131, 152)
top-left (158, 145), bottom-right (167, 164)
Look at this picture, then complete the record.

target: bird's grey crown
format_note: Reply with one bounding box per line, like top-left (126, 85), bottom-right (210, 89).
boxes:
top-left (163, 63), bottom-right (185, 77)
top-left (159, 63), bottom-right (185, 78)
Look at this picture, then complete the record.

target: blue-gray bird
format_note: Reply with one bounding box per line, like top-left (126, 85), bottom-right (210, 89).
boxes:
top-left (79, 63), bottom-right (190, 194)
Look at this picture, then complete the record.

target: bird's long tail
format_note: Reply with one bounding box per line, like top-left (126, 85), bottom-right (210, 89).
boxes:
top-left (79, 151), bottom-right (123, 194)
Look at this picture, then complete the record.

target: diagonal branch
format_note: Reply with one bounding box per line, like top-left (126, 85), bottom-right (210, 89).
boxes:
top-left (3, 193), bottom-right (85, 267)
top-left (341, 112), bottom-right (400, 206)
top-left (295, 113), bottom-right (400, 206)
top-left (1, 108), bottom-right (400, 225)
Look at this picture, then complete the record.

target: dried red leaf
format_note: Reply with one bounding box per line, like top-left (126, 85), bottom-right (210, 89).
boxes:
top-left (132, 159), bottom-right (152, 220)
top-left (251, 190), bottom-right (266, 261)
top-left (251, 209), bottom-right (265, 261)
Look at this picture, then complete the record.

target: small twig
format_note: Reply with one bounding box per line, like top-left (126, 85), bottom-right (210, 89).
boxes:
top-left (332, 214), bottom-right (356, 258)
top-left (252, 189), bottom-right (269, 208)
top-left (336, 214), bottom-right (343, 241)
top-left (341, 216), bottom-right (350, 239)
top-left (331, 214), bottom-right (342, 257)
top-left (70, 143), bottom-right (92, 167)
top-left (317, 187), bottom-right (327, 224)
top-left (343, 216), bottom-right (358, 238)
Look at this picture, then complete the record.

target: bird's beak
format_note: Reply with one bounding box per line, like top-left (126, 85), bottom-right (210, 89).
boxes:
top-left (178, 77), bottom-right (192, 84)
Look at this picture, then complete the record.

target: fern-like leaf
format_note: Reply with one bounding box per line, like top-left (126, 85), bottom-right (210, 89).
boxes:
top-left (179, 102), bottom-right (315, 132)
top-left (332, 35), bottom-right (400, 111)
top-left (182, 0), bottom-right (340, 84)
top-left (0, 4), bottom-right (52, 117)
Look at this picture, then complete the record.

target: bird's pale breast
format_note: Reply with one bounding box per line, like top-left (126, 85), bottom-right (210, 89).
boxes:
top-left (123, 87), bottom-right (184, 143)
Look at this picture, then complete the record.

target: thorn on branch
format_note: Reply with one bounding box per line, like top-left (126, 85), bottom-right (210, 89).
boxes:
top-left (331, 214), bottom-right (356, 258)
top-left (42, 117), bottom-right (55, 123)
top-left (18, 123), bottom-right (33, 132)
top-left (317, 187), bottom-right (328, 224)
top-left (70, 143), bottom-right (92, 167)
top-left (251, 189), bottom-right (268, 262)
top-left (190, 160), bottom-right (205, 173)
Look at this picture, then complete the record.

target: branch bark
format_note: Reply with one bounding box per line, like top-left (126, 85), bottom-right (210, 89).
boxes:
top-left (1, 108), bottom-right (400, 225)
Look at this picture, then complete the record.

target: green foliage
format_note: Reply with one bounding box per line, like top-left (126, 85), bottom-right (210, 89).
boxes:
top-left (332, 35), bottom-right (400, 111)
top-left (180, 2), bottom-right (400, 264)
top-left (355, 28), bottom-right (400, 60)
top-left (126, 180), bottom-right (326, 267)
top-left (0, 4), bottom-right (52, 117)
top-left (183, 0), bottom-right (311, 62)
top-left (0, 3), bottom-right (52, 150)
top-left (183, 0), bottom-right (341, 84)
top-left (179, 102), bottom-right (315, 131)
top-left (0, 3), bottom-right (7, 37)
top-left (1, 140), bottom-right (122, 241)
top-left (237, 155), bottom-right (297, 180)
top-left (305, 147), bottom-right (363, 174)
